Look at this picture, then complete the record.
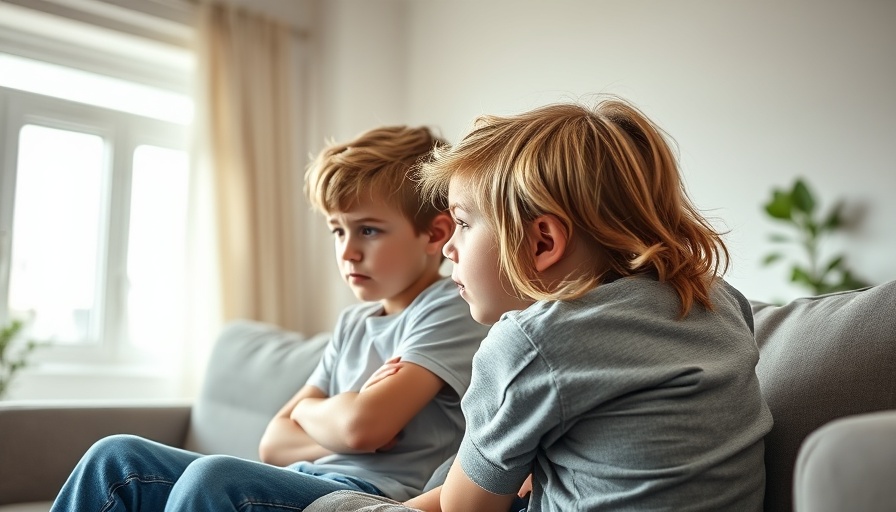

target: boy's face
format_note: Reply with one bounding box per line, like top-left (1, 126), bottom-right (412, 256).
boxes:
top-left (443, 178), bottom-right (532, 325)
top-left (327, 195), bottom-right (438, 314)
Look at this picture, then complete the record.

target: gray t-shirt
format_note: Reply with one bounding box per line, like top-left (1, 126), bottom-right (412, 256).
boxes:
top-left (297, 277), bottom-right (490, 501)
top-left (458, 276), bottom-right (773, 511)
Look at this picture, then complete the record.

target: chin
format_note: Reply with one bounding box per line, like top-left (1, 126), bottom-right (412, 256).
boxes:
top-left (470, 308), bottom-right (498, 326)
top-left (350, 288), bottom-right (380, 303)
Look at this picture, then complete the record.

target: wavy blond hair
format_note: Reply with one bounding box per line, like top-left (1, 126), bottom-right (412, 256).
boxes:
top-left (417, 97), bottom-right (729, 316)
top-left (305, 125), bottom-right (447, 233)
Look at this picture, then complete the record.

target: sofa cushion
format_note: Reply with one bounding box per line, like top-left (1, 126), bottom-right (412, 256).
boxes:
top-left (793, 410), bottom-right (896, 512)
top-left (183, 321), bottom-right (329, 460)
top-left (751, 280), bottom-right (896, 512)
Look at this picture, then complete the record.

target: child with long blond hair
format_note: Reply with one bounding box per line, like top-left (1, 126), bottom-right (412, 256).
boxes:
top-left (308, 97), bottom-right (773, 512)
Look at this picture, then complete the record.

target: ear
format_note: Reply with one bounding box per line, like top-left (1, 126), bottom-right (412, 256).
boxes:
top-left (424, 212), bottom-right (454, 256)
top-left (528, 214), bottom-right (568, 272)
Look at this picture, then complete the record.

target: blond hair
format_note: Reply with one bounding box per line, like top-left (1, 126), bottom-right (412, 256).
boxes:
top-left (417, 97), bottom-right (729, 316)
top-left (305, 125), bottom-right (447, 233)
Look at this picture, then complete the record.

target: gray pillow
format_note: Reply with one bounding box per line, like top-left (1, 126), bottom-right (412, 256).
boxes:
top-left (305, 490), bottom-right (415, 512)
top-left (751, 280), bottom-right (896, 512)
top-left (793, 410), bottom-right (896, 512)
top-left (184, 320), bottom-right (329, 459)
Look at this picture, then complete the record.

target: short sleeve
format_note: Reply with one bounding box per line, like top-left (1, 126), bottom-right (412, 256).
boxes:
top-left (456, 318), bottom-right (562, 495)
top-left (396, 289), bottom-right (489, 400)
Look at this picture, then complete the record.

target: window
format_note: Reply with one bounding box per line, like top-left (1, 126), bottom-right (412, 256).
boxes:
top-left (0, 52), bottom-right (193, 389)
top-left (9, 124), bottom-right (105, 345)
top-left (126, 144), bottom-right (189, 353)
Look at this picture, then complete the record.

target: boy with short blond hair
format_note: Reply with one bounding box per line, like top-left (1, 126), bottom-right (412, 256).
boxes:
top-left (50, 126), bottom-right (489, 512)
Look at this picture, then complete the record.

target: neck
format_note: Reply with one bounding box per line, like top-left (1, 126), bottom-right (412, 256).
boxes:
top-left (539, 234), bottom-right (605, 292)
top-left (381, 264), bottom-right (444, 315)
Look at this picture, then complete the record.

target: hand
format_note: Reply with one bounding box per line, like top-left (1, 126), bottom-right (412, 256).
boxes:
top-left (361, 356), bottom-right (403, 392)
top-left (517, 474), bottom-right (533, 498)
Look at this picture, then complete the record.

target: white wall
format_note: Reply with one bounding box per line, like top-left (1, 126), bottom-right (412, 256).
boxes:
top-left (299, 0), bottom-right (415, 333)
top-left (305, 0), bottom-right (896, 326)
top-left (396, 0), bottom-right (895, 303)
top-left (8, 0), bottom-right (891, 399)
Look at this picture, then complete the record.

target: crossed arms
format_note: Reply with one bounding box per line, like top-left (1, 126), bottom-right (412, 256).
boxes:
top-left (259, 357), bottom-right (526, 512)
top-left (258, 357), bottom-right (446, 466)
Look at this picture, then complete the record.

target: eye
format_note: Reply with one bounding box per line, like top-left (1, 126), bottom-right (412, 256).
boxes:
top-left (360, 226), bottom-right (381, 237)
top-left (330, 227), bottom-right (345, 237)
top-left (454, 218), bottom-right (470, 230)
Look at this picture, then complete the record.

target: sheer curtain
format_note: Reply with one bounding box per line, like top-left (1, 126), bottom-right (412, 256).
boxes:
top-left (187, 2), bottom-right (307, 392)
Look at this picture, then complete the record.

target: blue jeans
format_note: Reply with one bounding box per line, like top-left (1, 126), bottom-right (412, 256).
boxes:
top-left (50, 434), bottom-right (385, 512)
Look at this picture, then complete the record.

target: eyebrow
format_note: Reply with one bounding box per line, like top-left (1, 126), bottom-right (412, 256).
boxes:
top-left (448, 203), bottom-right (469, 215)
top-left (327, 216), bottom-right (388, 225)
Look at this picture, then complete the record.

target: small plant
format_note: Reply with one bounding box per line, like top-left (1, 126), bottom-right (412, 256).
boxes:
top-left (762, 178), bottom-right (869, 296)
top-left (0, 319), bottom-right (39, 399)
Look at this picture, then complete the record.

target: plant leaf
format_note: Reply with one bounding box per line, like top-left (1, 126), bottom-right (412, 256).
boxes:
top-left (822, 202), bottom-right (844, 231)
top-left (762, 253), bottom-right (784, 266)
top-left (791, 266), bottom-right (815, 289)
top-left (764, 190), bottom-right (793, 220)
top-left (792, 179), bottom-right (816, 215)
top-left (824, 255), bottom-right (844, 274)
top-left (806, 220), bottom-right (818, 238)
top-left (768, 233), bottom-right (790, 243)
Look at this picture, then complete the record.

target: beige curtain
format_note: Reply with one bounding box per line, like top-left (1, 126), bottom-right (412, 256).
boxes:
top-left (194, 2), bottom-right (303, 332)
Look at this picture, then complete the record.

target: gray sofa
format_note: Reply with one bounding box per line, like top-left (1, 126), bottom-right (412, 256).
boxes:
top-left (1, 281), bottom-right (894, 512)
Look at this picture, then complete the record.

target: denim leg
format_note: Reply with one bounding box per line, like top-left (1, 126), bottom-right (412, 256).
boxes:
top-left (509, 494), bottom-right (529, 511)
top-left (165, 456), bottom-right (384, 511)
top-left (51, 434), bottom-right (201, 512)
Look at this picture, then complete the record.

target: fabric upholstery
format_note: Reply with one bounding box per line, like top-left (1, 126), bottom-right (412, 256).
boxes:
top-left (3, 282), bottom-right (895, 511)
top-left (751, 280), bottom-right (896, 512)
top-left (793, 410), bottom-right (896, 512)
top-left (0, 403), bottom-right (190, 507)
top-left (183, 321), bottom-right (329, 460)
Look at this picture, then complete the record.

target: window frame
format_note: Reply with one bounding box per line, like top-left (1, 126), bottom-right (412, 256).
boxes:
top-left (0, 85), bottom-right (190, 368)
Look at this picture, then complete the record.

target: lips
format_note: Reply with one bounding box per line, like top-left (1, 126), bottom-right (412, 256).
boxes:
top-left (348, 273), bottom-right (371, 282)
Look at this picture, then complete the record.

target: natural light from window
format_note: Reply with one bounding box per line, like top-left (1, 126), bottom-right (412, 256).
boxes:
top-left (127, 145), bottom-right (189, 353)
top-left (9, 125), bottom-right (105, 344)
top-left (0, 52), bottom-right (193, 125)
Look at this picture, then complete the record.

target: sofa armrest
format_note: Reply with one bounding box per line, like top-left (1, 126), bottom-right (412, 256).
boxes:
top-left (0, 401), bottom-right (191, 506)
top-left (793, 410), bottom-right (896, 512)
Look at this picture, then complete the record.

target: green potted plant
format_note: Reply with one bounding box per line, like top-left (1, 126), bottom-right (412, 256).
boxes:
top-left (0, 319), bottom-right (39, 399)
top-left (762, 177), bottom-right (869, 295)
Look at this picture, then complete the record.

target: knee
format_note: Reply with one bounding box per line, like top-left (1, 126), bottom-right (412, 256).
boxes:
top-left (70, 434), bottom-right (164, 482)
top-left (90, 434), bottom-right (153, 451)
top-left (178, 455), bottom-right (244, 490)
top-left (83, 434), bottom-right (156, 465)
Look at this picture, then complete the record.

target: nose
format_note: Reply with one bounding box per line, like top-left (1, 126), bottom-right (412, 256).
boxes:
top-left (339, 235), bottom-right (362, 262)
top-left (442, 233), bottom-right (458, 263)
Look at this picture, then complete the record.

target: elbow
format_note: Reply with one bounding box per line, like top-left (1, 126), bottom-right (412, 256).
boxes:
top-left (340, 415), bottom-right (395, 453)
top-left (257, 434), bottom-right (290, 466)
top-left (258, 439), bottom-right (278, 465)
top-left (341, 434), bottom-right (377, 453)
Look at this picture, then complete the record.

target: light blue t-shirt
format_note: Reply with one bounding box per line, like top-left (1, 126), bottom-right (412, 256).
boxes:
top-left (298, 277), bottom-right (490, 501)
top-left (458, 276), bottom-right (773, 511)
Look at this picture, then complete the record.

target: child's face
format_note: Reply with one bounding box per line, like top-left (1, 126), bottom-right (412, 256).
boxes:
top-left (443, 178), bottom-right (533, 325)
top-left (327, 195), bottom-right (437, 314)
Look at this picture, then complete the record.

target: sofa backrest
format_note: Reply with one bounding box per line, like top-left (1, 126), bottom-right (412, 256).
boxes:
top-left (751, 280), bottom-right (896, 512)
top-left (184, 320), bottom-right (329, 460)
top-left (191, 281), bottom-right (896, 511)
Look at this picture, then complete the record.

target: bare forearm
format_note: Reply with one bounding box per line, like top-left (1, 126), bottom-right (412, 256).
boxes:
top-left (292, 362), bottom-right (445, 454)
top-left (405, 486), bottom-right (442, 511)
top-left (294, 393), bottom-right (382, 453)
top-left (259, 417), bottom-right (333, 466)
